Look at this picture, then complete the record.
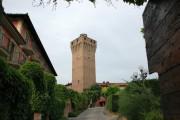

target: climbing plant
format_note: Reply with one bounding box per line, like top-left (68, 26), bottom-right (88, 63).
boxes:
top-left (19, 61), bottom-right (47, 112)
top-left (105, 86), bottom-right (120, 97)
top-left (84, 84), bottom-right (101, 104)
top-left (44, 72), bottom-right (57, 119)
top-left (0, 57), bottom-right (32, 120)
top-left (19, 61), bottom-right (45, 94)
top-left (44, 72), bottom-right (56, 98)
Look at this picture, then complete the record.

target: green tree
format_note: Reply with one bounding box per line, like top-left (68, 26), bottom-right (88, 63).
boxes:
top-left (118, 80), bottom-right (163, 120)
top-left (55, 84), bottom-right (69, 101)
top-left (43, 72), bottom-right (57, 119)
top-left (32, 0), bottom-right (147, 6)
top-left (105, 86), bottom-right (120, 97)
top-left (20, 61), bottom-right (45, 94)
top-left (0, 57), bottom-right (32, 120)
top-left (19, 61), bottom-right (46, 112)
top-left (84, 84), bottom-right (101, 104)
top-left (49, 98), bottom-right (65, 120)
top-left (44, 72), bottom-right (56, 98)
top-left (50, 84), bottom-right (68, 119)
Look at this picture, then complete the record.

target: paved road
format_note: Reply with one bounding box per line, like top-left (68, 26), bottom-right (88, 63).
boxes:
top-left (69, 107), bottom-right (118, 120)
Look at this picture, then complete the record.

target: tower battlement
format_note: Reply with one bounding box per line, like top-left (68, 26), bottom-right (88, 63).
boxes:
top-left (71, 34), bottom-right (96, 53)
top-left (71, 34), bottom-right (96, 46)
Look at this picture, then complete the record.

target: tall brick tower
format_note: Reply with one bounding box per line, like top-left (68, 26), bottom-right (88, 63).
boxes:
top-left (71, 34), bottom-right (97, 92)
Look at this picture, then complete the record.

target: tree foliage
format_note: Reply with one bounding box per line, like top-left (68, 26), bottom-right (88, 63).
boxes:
top-left (0, 57), bottom-right (32, 120)
top-left (0, 58), bottom-right (101, 119)
top-left (105, 86), bottom-right (120, 97)
top-left (19, 61), bottom-right (47, 112)
top-left (32, 0), bottom-right (147, 7)
top-left (49, 98), bottom-right (65, 120)
top-left (44, 72), bottom-right (56, 98)
top-left (123, 0), bottom-right (147, 6)
top-left (106, 94), bottom-right (119, 112)
top-left (54, 84), bottom-right (88, 118)
top-left (84, 84), bottom-right (101, 103)
top-left (46, 84), bottom-right (65, 120)
top-left (118, 80), bottom-right (163, 120)
top-left (20, 61), bottom-right (45, 93)
top-left (55, 84), bottom-right (69, 101)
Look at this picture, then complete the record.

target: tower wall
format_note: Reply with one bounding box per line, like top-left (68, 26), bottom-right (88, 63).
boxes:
top-left (71, 34), bottom-right (96, 92)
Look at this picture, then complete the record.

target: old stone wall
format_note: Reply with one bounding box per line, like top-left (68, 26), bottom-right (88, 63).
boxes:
top-left (143, 0), bottom-right (180, 119)
top-left (64, 99), bottom-right (72, 117)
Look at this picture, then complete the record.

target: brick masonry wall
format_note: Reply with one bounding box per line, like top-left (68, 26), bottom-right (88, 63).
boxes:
top-left (143, 0), bottom-right (180, 119)
top-left (34, 113), bottom-right (41, 120)
top-left (64, 99), bottom-right (72, 117)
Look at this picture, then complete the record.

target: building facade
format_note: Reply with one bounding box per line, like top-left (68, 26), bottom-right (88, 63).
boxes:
top-left (97, 81), bottom-right (128, 92)
top-left (71, 34), bottom-right (97, 92)
top-left (0, 9), bottom-right (57, 75)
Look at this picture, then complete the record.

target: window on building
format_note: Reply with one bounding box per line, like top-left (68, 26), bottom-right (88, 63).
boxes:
top-left (8, 41), bottom-right (15, 61)
top-left (3, 35), bottom-right (10, 49)
top-left (19, 52), bottom-right (26, 64)
top-left (0, 28), bottom-right (10, 52)
top-left (12, 47), bottom-right (19, 63)
top-left (24, 31), bottom-right (30, 44)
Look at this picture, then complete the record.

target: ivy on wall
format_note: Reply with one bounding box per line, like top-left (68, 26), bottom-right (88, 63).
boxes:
top-left (0, 57), bottom-right (32, 120)
top-left (0, 58), bottom-right (101, 119)
top-left (19, 61), bottom-right (50, 114)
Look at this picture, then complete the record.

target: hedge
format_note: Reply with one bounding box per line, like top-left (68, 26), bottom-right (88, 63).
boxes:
top-left (106, 94), bottom-right (119, 112)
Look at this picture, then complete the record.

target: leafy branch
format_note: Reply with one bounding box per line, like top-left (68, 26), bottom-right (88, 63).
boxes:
top-left (32, 0), bottom-right (147, 7)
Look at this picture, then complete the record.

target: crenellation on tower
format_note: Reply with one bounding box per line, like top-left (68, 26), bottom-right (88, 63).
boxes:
top-left (71, 34), bottom-right (97, 92)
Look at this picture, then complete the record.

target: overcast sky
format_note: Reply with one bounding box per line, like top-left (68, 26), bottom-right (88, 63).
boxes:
top-left (3, 0), bottom-right (157, 84)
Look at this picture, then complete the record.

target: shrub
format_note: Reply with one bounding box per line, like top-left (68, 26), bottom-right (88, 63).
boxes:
top-left (118, 80), bottom-right (163, 120)
top-left (144, 109), bottom-right (163, 120)
top-left (49, 98), bottom-right (65, 120)
top-left (78, 92), bottom-right (89, 110)
top-left (105, 86), bottom-right (120, 97)
top-left (106, 95), bottom-right (113, 111)
top-left (84, 84), bottom-right (101, 104)
top-left (106, 94), bottom-right (119, 112)
top-left (68, 111), bottom-right (79, 117)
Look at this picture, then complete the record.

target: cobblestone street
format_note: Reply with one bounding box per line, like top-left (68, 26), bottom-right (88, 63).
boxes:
top-left (69, 107), bottom-right (118, 120)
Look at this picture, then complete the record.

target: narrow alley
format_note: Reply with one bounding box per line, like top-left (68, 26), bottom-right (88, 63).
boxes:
top-left (69, 107), bottom-right (118, 120)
